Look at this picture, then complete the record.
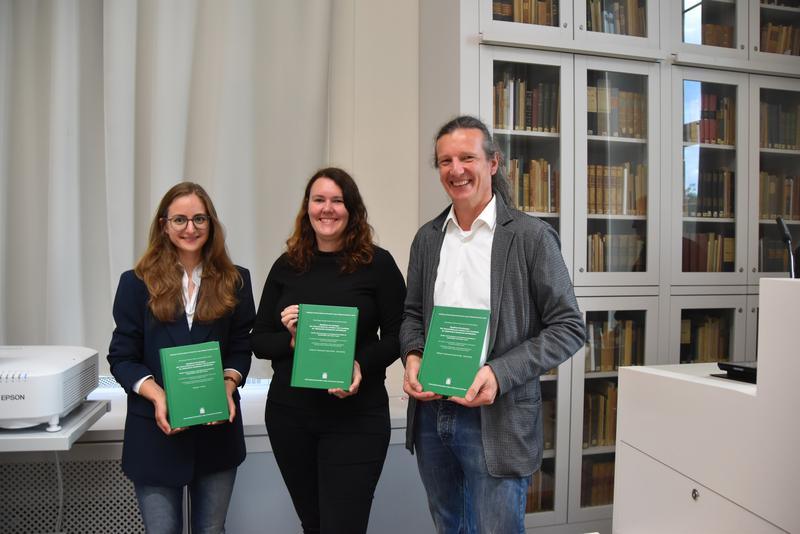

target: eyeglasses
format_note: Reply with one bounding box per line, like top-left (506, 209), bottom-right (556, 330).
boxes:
top-left (163, 214), bottom-right (211, 230)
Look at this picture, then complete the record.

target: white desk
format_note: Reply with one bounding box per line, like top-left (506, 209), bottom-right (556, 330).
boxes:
top-left (613, 279), bottom-right (800, 533)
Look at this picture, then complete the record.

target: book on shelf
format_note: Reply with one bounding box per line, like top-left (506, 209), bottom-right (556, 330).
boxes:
top-left (582, 458), bottom-right (616, 507)
top-left (587, 81), bottom-right (646, 138)
top-left (759, 237), bottom-right (794, 272)
top-left (587, 232), bottom-right (646, 273)
top-left (760, 100), bottom-right (800, 150)
top-left (760, 22), bottom-right (800, 56)
top-left (583, 380), bottom-right (618, 449)
top-left (759, 172), bottom-right (800, 220)
top-left (682, 232), bottom-right (735, 273)
top-left (494, 74), bottom-right (560, 132)
top-left (587, 163), bottom-right (647, 216)
top-left (584, 318), bottom-right (644, 372)
top-left (159, 341), bottom-right (229, 428)
top-left (679, 313), bottom-right (730, 363)
top-left (684, 168), bottom-right (735, 218)
top-left (684, 92), bottom-right (735, 145)
top-left (701, 24), bottom-right (734, 48)
top-left (493, 0), bottom-right (559, 26)
top-left (508, 158), bottom-right (560, 213)
top-left (526, 468), bottom-right (555, 513)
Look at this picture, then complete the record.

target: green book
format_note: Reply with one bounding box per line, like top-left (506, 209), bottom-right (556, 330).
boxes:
top-left (419, 306), bottom-right (491, 396)
top-left (291, 304), bottom-right (358, 390)
top-left (159, 341), bottom-right (229, 428)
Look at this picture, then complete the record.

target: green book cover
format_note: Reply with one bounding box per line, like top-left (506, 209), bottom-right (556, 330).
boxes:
top-left (159, 341), bottom-right (229, 428)
top-left (291, 304), bottom-right (358, 390)
top-left (419, 306), bottom-right (491, 396)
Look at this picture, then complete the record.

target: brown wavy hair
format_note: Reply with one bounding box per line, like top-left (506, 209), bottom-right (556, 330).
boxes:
top-left (286, 167), bottom-right (374, 273)
top-left (134, 182), bottom-right (241, 323)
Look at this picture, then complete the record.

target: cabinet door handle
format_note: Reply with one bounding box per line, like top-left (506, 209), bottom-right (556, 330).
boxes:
top-left (691, 488), bottom-right (700, 501)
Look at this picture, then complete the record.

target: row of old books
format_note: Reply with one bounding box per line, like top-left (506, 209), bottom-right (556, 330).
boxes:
top-left (683, 168), bottom-right (735, 219)
top-left (494, 75), bottom-right (560, 132)
top-left (679, 314), bottom-right (730, 363)
top-left (587, 84), bottom-right (647, 138)
top-left (760, 172), bottom-right (800, 220)
top-left (581, 458), bottom-right (615, 507)
top-left (583, 380), bottom-right (618, 448)
top-left (587, 0), bottom-right (646, 37)
top-left (759, 237), bottom-right (795, 273)
top-left (701, 23), bottom-right (734, 48)
top-left (588, 163), bottom-right (647, 216)
top-left (584, 319), bottom-right (644, 372)
top-left (683, 93), bottom-right (736, 145)
top-left (508, 158), bottom-right (560, 213)
top-left (682, 232), bottom-right (736, 273)
top-left (526, 468), bottom-right (556, 513)
top-left (759, 101), bottom-right (800, 150)
top-left (587, 233), bottom-right (646, 273)
top-left (493, 0), bottom-right (559, 26)
top-left (760, 22), bottom-right (800, 56)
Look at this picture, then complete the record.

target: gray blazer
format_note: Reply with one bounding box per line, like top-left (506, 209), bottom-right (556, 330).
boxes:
top-left (400, 196), bottom-right (585, 477)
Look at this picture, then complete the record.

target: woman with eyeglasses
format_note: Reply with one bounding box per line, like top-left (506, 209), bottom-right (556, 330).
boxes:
top-left (108, 182), bottom-right (254, 534)
top-left (251, 168), bottom-right (406, 533)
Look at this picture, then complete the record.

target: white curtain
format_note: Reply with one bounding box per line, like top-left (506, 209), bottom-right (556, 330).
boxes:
top-left (0, 0), bottom-right (336, 374)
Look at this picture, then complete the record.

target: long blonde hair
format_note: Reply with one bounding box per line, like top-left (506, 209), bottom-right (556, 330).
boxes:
top-left (135, 182), bottom-right (241, 322)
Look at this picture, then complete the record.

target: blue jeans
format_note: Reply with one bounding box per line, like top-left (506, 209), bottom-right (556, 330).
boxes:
top-left (415, 400), bottom-right (529, 534)
top-left (134, 467), bottom-right (237, 534)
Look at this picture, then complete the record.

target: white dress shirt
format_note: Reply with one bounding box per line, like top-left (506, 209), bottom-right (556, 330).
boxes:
top-left (434, 196), bottom-right (495, 365)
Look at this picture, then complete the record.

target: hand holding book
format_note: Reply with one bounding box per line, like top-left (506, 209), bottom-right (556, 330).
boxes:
top-left (138, 377), bottom-right (188, 436)
top-left (402, 353), bottom-right (443, 402)
top-left (448, 365), bottom-right (499, 407)
top-left (328, 360), bottom-right (362, 399)
top-left (280, 304), bottom-right (300, 348)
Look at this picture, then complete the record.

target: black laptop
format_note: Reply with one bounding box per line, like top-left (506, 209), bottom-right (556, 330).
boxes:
top-left (715, 361), bottom-right (758, 384)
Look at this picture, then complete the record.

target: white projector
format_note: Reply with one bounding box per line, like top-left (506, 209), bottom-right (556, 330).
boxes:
top-left (0, 346), bottom-right (98, 432)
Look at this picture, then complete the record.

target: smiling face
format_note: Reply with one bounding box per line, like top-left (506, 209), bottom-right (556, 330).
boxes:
top-left (164, 193), bottom-right (209, 269)
top-left (435, 127), bottom-right (498, 218)
top-left (308, 177), bottom-right (349, 252)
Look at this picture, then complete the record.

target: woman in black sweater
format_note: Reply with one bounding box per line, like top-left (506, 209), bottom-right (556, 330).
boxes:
top-left (251, 167), bottom-right (406, 534)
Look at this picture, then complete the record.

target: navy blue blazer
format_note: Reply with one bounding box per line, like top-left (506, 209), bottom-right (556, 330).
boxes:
top-left (108, 267), bottom-right (255, 486)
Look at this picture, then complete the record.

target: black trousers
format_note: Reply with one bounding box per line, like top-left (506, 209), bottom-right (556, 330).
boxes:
top-left (265, 401), bottom-right (391, 534)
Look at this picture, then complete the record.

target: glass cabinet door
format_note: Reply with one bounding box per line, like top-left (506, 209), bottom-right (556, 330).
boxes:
top-left (672, 68), bottom-right (748, 285)
top-left (670, 0), bottom-right (749, 61)
top-left (668, 294), bottom-right (747, 364)
top-left (569, 296), bottom-right (658, 522)
top-left (574, 57), bottom-right (660, 286)
top-left (481, 47), bottom-right (574, 276)
top-left (481, 47), bottom-right (573, 529)
top-left (523, 363), bottom-right (570, 528)
top-left (748, 76), bottom-right (800, 283)
top-left (481, 0), bottom-right (574, 49)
